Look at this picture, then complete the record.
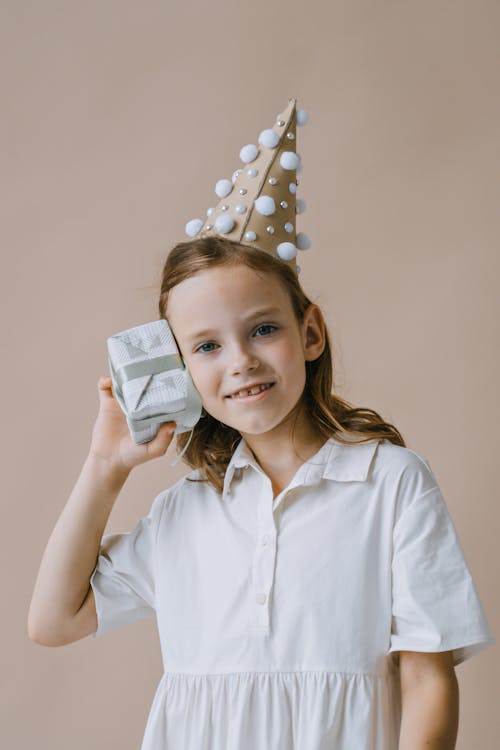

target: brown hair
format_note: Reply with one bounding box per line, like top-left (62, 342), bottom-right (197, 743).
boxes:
top-left (158, 235), bottom-right (406, 494)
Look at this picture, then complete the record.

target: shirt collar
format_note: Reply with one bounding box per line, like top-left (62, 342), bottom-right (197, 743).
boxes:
top-left (221, 435), bottom-right (381, 501)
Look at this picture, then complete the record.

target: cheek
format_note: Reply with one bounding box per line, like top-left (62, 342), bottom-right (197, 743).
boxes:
top-left (186, 360), bottom-right (216, 395)
top-left (277, 341), bottom-right (304, 368)
top-left (184, 358), bottom-right (202, 386)
top-left (282, 349), bottom-right (307, 389)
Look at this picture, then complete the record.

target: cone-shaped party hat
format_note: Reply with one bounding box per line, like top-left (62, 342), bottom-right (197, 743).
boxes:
top-left (184, 97), bottom-right (310, 275)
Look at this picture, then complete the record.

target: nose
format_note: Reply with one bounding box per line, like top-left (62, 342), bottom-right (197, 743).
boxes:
top-left (228, 340), bottom-right (261, 375)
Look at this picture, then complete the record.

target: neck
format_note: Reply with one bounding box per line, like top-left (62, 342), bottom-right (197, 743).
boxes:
top-left (239, 407), bottom-right (327, 493)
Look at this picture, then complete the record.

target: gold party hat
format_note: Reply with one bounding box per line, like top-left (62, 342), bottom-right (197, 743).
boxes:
top-left (184, 97), bottom-right (311, 275)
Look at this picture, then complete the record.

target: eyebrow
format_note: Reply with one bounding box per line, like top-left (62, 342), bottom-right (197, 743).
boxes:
top-left (187, 306), bottom-right (283, 341)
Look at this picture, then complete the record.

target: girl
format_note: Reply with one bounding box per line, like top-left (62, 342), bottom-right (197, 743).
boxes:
top-left (29, 236), bottom-right (495, 749)
top-left (29, 99), bottom-right (494, 749)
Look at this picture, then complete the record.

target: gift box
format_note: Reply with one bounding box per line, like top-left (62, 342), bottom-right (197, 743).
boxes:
top-left (107, 319), bottom-right (203, 445)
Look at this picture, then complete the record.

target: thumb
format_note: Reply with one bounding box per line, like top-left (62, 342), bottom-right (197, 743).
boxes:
top-left (97, 374), bottom-right (115, 402)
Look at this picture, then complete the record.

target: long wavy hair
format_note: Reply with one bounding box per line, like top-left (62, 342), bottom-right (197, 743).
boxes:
top-left (158, 235), bottom-right (405, 494)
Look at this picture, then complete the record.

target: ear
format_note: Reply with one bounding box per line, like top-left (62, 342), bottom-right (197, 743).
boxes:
top-left (302, 304), bottom-right (326, 362)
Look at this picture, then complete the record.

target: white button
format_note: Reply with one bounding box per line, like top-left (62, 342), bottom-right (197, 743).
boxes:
top-left (255, 592), bottom-right (267, 605)
top-left (261, 534), bottom-right (270, 546)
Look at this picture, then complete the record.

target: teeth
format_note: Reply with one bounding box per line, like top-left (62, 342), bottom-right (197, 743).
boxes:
top-left (233, 383), bottom-right (272, 398)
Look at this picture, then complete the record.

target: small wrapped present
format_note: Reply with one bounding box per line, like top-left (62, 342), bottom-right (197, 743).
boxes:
top-left (107, 319), bottom-right (203, 446)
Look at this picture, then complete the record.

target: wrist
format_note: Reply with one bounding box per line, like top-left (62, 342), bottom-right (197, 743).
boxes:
top-left (85, 452), bottom-right (131, 488)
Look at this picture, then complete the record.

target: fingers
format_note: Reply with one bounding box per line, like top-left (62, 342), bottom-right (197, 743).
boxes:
top-left (95, 375), bottom-right (177, 459)
top-left (97, 374), bottom-right (114, 401)
top-left (156, 421), bottom-right (177, 442)
top-left (146, 421), bottom-right (177, 457)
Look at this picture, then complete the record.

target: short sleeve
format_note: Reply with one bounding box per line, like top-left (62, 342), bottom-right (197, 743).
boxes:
top-left (388, 455), bottom-right (495, 667)
top-left (89, 489), bottom-right (168, 639)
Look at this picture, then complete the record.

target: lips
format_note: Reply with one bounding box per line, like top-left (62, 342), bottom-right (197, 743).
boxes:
top-left (226, 382), bottom-right (275, 398)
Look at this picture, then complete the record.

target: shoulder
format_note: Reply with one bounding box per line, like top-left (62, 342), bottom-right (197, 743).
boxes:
top-left (370, 440), bottom-right (445, 520)
top-left (330, 436), bottom-right (435, 480)
top-left (370, 439), bottom-right (440, 495)
top-left (374, 439), bottom-right (432, 472)
top-left (156, 467), bottom-right (216, 509)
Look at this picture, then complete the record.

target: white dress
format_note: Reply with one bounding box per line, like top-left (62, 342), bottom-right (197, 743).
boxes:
top-left (90, 436), bottom-right (495, 749)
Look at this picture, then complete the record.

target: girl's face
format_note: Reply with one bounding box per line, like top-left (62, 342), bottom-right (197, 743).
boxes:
top-left (166, 264), bottom-right (324, 439)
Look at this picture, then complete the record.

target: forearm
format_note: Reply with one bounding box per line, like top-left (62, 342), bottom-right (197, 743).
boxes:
top-left (399, 672), bottom-right (459, 749)
top-left (28, 453), bottom-right (130, 640)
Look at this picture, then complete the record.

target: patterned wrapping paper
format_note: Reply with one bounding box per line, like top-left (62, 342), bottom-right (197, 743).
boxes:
top-left (107, 319), bottom-right (203, 444)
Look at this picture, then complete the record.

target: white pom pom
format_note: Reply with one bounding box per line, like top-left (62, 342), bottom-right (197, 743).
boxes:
top-left (235, 204), bottom-right (246, 214)
top-left (296, 199), bottom-right (306, 214)
top-left (296, 232), bottom-right (311, 250)
top-left (207, 207), bottom-right (215, 217)
top-left (254, 195), bottom-right (276, 216)
top-left (215, 179), bottom-right (233, 198)
top-left (244, 230), bottom-right (257, 241)
top-left (239, 144), bottom-right (259, 163)
top-left (280, 151), bottom-right (300, 170)
top-left (258, 129), bottom-right (280, 148)
top-left (214, 214), bottom-right (235, 234)
top-left (276, 242), bottom-right (297, 261)
top-left (185, 218), bottom-right (203, 237)
top-left (284, 222), bottom-right (294, 233)
top-left (296, 109), bottom-right (309, 126)
top-left (288, 182), bottom-right (297, 194)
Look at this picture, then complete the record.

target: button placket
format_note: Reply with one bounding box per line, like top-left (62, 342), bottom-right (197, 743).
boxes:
top-left (250, 481), bottom-right (280, 634)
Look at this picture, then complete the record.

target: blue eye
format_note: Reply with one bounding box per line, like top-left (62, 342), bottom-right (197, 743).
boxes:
top-left (196, 342), bottom-right (217, 353)
top-left (195, 324), bottom-right (278, 353)
top-left (255, 324), bottom-right (277, 336)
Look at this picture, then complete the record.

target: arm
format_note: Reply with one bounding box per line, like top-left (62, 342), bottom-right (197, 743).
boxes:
top-left (398, 650), bottom-right (459, 750)
top-left (27, 454), bottom-right (130, 645)
top-left (27, 374), bottom-right (176, 647)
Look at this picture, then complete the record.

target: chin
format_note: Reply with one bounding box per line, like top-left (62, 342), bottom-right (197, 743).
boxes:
top-left (233, 415), bottom-right (285, 434)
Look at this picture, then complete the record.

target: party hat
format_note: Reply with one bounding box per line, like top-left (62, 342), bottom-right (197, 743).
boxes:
top-left (184, 97), bottom-right (311, 275)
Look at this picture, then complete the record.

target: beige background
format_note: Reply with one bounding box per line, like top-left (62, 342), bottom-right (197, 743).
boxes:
top-left (1, 0), bottom-right (498, 747)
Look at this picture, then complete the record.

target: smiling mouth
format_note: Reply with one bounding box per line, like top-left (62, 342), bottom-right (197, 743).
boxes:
top-left (227, 383), bottom-right (275, 399)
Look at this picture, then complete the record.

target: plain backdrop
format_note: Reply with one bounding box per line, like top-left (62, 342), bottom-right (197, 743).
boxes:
top-left (1, 1), bottom-right (498, 748)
